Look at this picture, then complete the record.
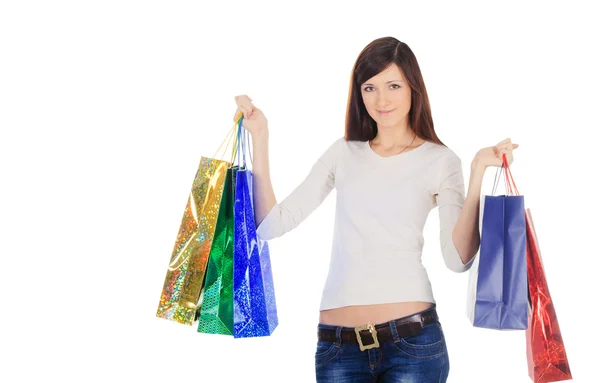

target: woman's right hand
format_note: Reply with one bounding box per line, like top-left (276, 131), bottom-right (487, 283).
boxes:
top-left (233, 95), bottom-right (268, 137)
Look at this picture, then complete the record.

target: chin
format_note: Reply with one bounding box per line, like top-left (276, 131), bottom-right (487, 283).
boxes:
top-left (375, 119), bottom-right (401, 129)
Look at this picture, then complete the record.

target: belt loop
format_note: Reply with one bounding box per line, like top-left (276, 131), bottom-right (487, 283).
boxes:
top-left (389, 320), bottom-right (400, 342)
top-left (334, 326), bottom-right (342, 346)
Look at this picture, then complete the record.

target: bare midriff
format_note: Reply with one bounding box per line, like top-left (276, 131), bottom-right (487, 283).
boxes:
top-left (319, 301), bottom-right (434, 327)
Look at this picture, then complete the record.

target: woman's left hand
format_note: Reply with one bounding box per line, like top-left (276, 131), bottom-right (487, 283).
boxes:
top-left (473, 137), bottom-right (519, 170)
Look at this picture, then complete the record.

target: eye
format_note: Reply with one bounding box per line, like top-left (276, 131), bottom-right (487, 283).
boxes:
top-left (363, 86), bottom-right (374, 92)
top-left (390, 84), bottom-right (401, 89)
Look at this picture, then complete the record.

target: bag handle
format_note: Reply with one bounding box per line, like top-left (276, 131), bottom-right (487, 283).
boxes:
top-left (491, 154), bottom-right (520, 196)
top-left (502, 153), bottom-right (520, 195)
top-left (212, 119), bottom-right (241, 164)
top-left (235, 113), bottom-right (253, 169)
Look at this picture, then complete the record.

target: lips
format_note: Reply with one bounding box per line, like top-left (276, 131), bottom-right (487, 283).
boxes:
top-left (377, 109), bottom-right (395, 115)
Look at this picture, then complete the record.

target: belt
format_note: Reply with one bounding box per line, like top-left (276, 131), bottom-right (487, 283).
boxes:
top-left (317, 308), bottom-right (439, 352)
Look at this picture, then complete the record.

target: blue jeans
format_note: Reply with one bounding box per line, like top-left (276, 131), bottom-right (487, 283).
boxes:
top-left (315, 307), bottom-right (450, 382)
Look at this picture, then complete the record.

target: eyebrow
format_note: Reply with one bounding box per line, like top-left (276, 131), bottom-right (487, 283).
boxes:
top-left (363, 80), bottom-right (404, 86)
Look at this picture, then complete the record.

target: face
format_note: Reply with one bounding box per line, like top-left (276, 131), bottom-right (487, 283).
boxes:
top-left (360, 64), bottom-right (412, 129)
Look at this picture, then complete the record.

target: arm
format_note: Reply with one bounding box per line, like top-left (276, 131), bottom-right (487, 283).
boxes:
top-left (440, 138), bottom-right (519, 272)
top-left (251, 129), bottom-right (277, 226)
top-left (436, 152), bottom-right (476, 273)
top-left (451, 160), bottom-right (485, 266)
top-left (254, 137), bottom-right (341, 241)
top-left (232, 95), bottom-right (340, 241)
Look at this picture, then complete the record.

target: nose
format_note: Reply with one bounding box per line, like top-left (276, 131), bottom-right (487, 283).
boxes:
top-left (375, 90), bottom-right (391, 108)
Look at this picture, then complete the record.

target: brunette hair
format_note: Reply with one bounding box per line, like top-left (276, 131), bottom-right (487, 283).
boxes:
top-left (344, 37), bottom-right (445, 146)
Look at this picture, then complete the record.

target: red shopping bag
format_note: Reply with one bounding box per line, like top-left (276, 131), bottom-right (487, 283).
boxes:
top-left (502, 156), bottom-right (572, 382)
top-left (524, 209), bottom-right (572, 383)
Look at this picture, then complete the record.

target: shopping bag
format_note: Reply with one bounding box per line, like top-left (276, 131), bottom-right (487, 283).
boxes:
top-left (197, 166), bottom-right (236, 335)
top-left (156, 126), bottom-right (236, 326)
top-left (525, 209), bottom-right (573, 382)
top-left (232, 119), bottom-right (279, 338)
top-left (502, 161), bottom-right (572, 381)
top-left (467, 155), bottom-right (528, 330)
top-left (510, 174), bottom-right (572, 382)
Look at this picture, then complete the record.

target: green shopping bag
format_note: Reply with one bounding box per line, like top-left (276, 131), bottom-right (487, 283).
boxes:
top-left (197, 166), bottom-right (237, 335)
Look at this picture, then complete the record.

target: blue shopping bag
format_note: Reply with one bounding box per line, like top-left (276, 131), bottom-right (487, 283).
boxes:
top-left (467, 157), bottom-right (528, 330)
top-left (232, 118), bottom-right (279, 338)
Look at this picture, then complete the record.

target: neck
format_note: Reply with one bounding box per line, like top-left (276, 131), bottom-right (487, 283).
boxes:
top-left (371, 120), bottom-right (415, 148)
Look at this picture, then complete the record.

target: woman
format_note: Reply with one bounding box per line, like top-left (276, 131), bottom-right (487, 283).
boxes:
top-left (233, 37), bottom-right (518, 382)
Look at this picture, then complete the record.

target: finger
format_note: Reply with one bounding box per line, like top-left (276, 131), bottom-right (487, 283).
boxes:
top-left (241, 105), bottom-right (253, 118)
top-left (234, 96), bottom-right (254, 111)
top-left (237, 105), bottom-right (250, 119)
top-left (234, 97), bottom-right (257, 119)
top-left (237, 99), bottom-right (255, 115)
top-left (513, 143), bottom-right (519, 149)
top-left (237, 95), bottom-right (254, 108)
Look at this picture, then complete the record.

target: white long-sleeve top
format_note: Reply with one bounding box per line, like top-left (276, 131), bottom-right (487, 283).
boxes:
top-left (256, 137), bottom-right (474, 311)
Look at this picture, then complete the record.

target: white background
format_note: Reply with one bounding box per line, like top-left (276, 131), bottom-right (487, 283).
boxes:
top-left (1, 1), bottom-right (598, 382)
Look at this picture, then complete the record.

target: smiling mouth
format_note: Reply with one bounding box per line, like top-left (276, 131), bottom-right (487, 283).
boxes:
top-left (377, 109), bottom-right (395, 114)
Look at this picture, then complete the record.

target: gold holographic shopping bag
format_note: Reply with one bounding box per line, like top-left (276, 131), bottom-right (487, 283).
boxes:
top-left (156, 124), bottom-right (239, 326)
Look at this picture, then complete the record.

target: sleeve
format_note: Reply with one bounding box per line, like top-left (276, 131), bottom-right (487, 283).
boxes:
top-left (255, 137), bottom-right (342, 241)
top-left (434, 150), bottom-right (474, 273)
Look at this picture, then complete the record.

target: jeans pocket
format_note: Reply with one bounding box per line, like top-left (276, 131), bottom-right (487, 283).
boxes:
top-left (314, 341), bottom-right (340, 366)
top-left (392, 323), bottom-right (445, 358)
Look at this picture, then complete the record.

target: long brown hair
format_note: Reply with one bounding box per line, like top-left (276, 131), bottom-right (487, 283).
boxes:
top-left (344, 37), bottom-right (445, 146)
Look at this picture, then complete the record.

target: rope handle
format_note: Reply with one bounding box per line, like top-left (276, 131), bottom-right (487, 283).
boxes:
top-left (491, 153), bottom-right (520, 196)
top-left (235, 113), bottom-right (254, 169)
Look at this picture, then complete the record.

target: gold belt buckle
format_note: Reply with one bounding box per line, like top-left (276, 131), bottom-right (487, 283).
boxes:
top-left (355, 322), bottom-right (379, 351)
